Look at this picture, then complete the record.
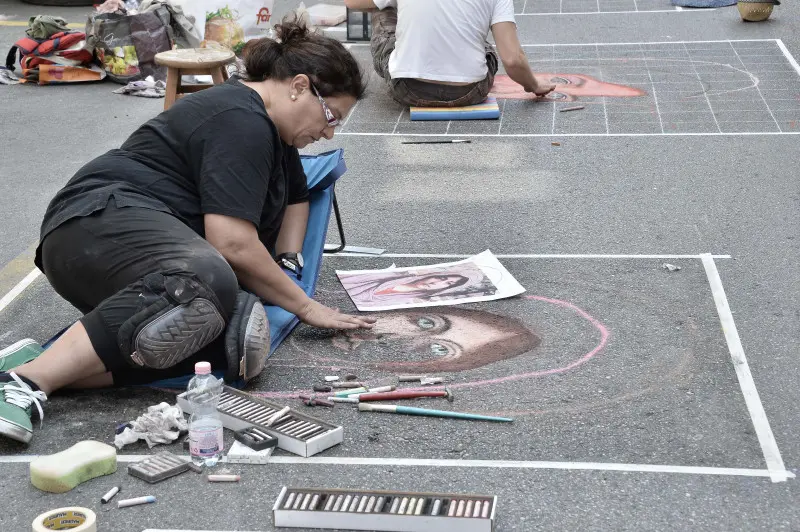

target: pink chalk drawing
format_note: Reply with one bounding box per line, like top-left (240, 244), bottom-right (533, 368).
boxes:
top-left (491, 73), bottom-right (646, 102)
top-left (254, 295), bottom-right (609, 401)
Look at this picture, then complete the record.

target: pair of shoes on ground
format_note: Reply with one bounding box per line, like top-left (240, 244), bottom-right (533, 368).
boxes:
top-left (0, 339), bottom-right (46, 444)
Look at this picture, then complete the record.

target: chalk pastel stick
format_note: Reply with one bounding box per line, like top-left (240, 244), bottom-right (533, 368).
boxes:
top-left (118, 495), bottom-right (156, 508)
top-left (264, 407), bottom-right (290, 427)
top-left (330, 397), bottom-right (359, 403)
top-left (365, 385), bottom-right (395, 394)
top-left (208, 474), bottom-right (240, 482)
top-left (334, 387), bottom-right (367, 397)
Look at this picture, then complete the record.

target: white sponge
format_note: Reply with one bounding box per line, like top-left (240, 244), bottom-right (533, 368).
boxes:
top-left (30, 440), bottom-right (117, 493)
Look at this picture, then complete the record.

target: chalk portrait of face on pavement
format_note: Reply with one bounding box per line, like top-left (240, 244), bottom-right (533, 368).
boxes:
top-left (491, 73), bottom-right (647, 102)
top-left (330, 306), bottom-right (542, 373)
top-left (285, 295), bottom-right (612, 401)
top-left (336, 250), bottom-right (525, 312)
top-left (265, 260), bottom-right (719, 420)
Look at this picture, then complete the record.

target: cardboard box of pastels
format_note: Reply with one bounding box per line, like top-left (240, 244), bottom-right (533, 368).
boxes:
top-left (273, 487), bottom-right (496, 532)
top-left (177, 386), bottom-right (342, 457)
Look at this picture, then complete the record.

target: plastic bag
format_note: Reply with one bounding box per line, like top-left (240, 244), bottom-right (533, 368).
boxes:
top-left (184, 1), bottom-right (275, 55)
top-left (306, 4), bottom-right (346, 27)
top-left (85, 6), bottom-right (172, 84)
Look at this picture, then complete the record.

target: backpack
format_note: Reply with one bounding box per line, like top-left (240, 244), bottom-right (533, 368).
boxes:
top-left (5, 31), bottom-right (93, 72)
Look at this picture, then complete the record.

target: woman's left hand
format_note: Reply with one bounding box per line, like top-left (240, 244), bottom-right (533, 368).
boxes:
top-left (298, 299), bottom-right (377, 330)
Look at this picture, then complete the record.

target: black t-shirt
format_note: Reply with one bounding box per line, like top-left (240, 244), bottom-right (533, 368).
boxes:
top-left (36, 77), bottom-right (308, 269)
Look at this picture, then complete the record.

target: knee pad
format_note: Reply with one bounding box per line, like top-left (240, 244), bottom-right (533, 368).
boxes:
top-left (118, 273), bottom-right (226, 370)
top-left (224, 290), bottom-right (270, 384)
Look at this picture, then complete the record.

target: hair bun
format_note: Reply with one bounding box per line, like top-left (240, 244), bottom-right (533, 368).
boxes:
top-left (274, 19), bottom-right (310, 47)
top-left (240, 12), bottom-right (365, 99)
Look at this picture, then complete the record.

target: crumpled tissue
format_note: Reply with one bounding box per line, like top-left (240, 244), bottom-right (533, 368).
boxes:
top-left (114, 402), bottom-right (188, 449)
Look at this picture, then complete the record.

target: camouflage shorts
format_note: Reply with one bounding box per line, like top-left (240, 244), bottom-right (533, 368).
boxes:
top-left (370, 8), bottom-right (499, 108)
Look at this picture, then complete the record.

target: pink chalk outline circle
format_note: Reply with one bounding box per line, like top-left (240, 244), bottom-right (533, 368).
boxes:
top-left (446, 294), bottom-right (609, 391)
top-left (255, 294), bottom-right (609, 399)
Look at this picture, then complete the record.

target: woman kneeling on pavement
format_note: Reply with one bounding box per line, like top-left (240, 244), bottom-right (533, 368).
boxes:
top-left (0, 19), bottom-right (375, 444)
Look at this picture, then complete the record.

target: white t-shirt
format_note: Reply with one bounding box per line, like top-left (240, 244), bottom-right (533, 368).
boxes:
top-left (373, 0), bottom-right (516, 83)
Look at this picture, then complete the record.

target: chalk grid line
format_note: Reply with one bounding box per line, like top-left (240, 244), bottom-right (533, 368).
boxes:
top-left (700, 254), bottom-right (790, 483)
top-left (0, 454), bottom-right (793, 481)
top-left (514, 0), bottom-right (681, 14)
top-left (341, 39), bottom-right (800, 138)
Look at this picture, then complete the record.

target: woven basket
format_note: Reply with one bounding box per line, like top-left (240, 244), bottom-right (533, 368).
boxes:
top-left (737, 0), bottom-right (779, 21)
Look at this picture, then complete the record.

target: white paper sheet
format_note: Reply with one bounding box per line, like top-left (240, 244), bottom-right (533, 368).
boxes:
top-left (336, 250), bottom-right (525, 312)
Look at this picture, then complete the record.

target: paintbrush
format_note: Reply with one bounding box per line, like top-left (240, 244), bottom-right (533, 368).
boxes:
top-left (401, 139), bottom-right (471, 144)
top-left (358, 403), bottom-right (512, 422)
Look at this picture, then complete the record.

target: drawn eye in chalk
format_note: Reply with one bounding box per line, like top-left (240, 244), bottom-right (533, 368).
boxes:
top-left (430, 343), bottom-right (453, 357)
top-left (418, 317), bottom-right (436, 330)
top-left (410, 315), bottom-right (449, 334)
top-left (546, 92), bottom-right (569, 100)
top-left (550, 76), bottom-right (571, 85)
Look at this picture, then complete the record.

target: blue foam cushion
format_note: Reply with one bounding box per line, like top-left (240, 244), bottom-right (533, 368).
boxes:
top-left (410, 97), bottom-right (501, 121)
top-left (671, 0), bottom-right (735, 6)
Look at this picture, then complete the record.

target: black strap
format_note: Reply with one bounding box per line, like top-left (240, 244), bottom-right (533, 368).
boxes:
top-left (5, 45), bottom-right (18, 71)
top-left (323, 190), bottom-right (346, 254)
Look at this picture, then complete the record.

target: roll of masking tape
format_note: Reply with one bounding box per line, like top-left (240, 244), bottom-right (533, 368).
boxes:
top-left (32, 507), bottom-right (97, 532)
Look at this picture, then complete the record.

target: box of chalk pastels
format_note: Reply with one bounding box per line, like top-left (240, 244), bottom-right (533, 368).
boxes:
top-left (177, 385), bottom-right (342, 457)
top-left (272, 487), bottom-right (496, 531)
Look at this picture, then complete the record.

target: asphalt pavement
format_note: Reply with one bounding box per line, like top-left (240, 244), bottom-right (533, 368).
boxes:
top-left (0, 0), bottom-right (797, 530)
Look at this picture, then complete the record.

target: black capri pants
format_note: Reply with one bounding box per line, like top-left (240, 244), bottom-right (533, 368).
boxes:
top-left (39, 201), bottom-right (237, 385)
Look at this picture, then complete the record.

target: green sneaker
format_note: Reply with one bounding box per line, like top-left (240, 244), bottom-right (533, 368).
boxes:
top-left (0, 372), bottom-right (47, 443)
top-left (0, 339), bottom-right (43, 372)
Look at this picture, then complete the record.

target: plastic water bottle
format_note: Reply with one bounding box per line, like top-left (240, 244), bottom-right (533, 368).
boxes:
top-left (187, 362), bottom-right (223, 467)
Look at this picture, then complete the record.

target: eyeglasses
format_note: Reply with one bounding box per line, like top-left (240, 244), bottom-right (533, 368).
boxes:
top-left (310, 83), bottom-right (340, 128)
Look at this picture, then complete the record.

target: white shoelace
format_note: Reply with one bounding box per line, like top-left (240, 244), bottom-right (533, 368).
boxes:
top-left (5, 372), bottom-right (47, 427)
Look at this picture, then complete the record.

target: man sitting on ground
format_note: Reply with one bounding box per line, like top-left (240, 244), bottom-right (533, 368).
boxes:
top-left (344, 0), bottom-right (555, 107)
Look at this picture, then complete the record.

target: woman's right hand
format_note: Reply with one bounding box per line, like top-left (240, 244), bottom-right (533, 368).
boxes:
top-left (297, 299), bottom-right (377, 330)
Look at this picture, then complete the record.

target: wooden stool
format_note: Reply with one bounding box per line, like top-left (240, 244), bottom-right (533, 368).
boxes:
top-left (154, 48), bottom-right (236, 110)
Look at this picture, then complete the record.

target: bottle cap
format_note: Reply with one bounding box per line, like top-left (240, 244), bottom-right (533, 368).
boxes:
top-left (194, 361), bottom-right (211, 375)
